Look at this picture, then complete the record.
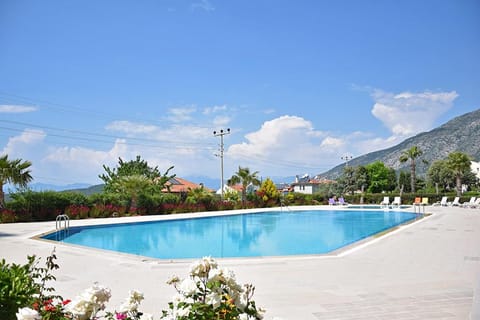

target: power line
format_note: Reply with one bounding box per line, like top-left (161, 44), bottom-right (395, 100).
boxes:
top-left (0, 126), bottom-right (215, 152)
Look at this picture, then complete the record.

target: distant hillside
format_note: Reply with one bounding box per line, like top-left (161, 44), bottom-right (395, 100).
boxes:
top-left (322, 109), bottom-right (480, 179)
top-left (64, 184), bottom-right (104, 195)
top-left (29, 182), bottom-right (91, 192)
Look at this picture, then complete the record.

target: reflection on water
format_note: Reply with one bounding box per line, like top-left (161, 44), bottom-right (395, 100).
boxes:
top-left (44, 210), bottom-right (418, 259)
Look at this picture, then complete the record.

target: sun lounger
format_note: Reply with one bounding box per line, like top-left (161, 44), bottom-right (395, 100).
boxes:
top-left (338, 197), bottom-right (348, 205)
top-left (450, 197), bottom-right (460, 206)
top-left (380, 196), bottom-right (390, 207)
top-left (392, 196), bottom-right (401, 207)
top-left (421, 197), bottom-right (429, 206)
top-left (464, 197), bottom-right (479, 208)
top-left (328, 198), bottom-right (336, 205)
top-left (471, 198), bottom-right (480, 208)
top-left (462, 197), bottom-right (476, 208)
top-left (413, 197), bottom-right (422, 206)
top-left (433, 196), bottom-right (448, 206)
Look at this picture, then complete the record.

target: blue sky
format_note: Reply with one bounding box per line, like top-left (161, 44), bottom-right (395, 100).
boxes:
top-left (1, 0), bottom-right (479, 188)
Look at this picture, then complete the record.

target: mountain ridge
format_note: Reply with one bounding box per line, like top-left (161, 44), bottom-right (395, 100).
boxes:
top-left (321, 109), bottom-right (480, 179)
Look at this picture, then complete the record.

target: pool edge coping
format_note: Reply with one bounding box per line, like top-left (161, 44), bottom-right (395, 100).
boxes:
top-left (31, 205), bottom-right (432, 265)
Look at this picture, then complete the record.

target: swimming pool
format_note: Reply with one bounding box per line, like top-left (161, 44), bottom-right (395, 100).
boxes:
top-left (42, 210), bottom-right (419, 259)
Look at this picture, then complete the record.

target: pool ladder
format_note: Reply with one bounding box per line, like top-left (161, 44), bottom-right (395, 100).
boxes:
top-left (280, 198), bottom-right (291, 211)
top-left (55, 214), bottom-right (70, 241)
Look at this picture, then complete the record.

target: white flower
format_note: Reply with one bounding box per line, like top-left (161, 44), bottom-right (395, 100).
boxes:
top-left (66, 283), bottom-right (112, 319)
top-left (205, 292), bottom-right (222, 309)
top-left (171, 293), bottom-right (185, 308)
top-left (16, 307), bottom-right (40, 320)
top-left (176, 305), bottom-right (192, 317)
top-left (118, 289), bottom-right (144, 312)
top-left (190, 256), bottom-right (217, 277)
top-left (166, 275), bottom-right (180, 285)
top-left (238, 314), bottom-right (256, 320)
top-left (179, 278), bottom-right (198, 295)
top-left (139, 313), bottom-right (154, 320)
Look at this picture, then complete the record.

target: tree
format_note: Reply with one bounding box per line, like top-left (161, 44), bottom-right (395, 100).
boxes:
top-left (427, 160), bottom-right (454, 193)
top-left (365, 161), bottom-right (396, 193)
top-left (0, 155), bottom-right (33, 207)
top-left (227, 166), bottom-right (261, 208)
top-left (398, 171), bottom-right (411, 193)
top-left (258, 178), bottom-right (280, 204)
top-left (446, 152), bottom-right (472, 196)
top-left (99, 155), bottom-right (175, 193)
top-left (185, 184), bottom-right (213, 208)
top-left (338, 166), bottom-right (356, 195)
top-left (111, 174), bottom-right (155, 209)
top-left (399, 146), bottom-right (423, 193)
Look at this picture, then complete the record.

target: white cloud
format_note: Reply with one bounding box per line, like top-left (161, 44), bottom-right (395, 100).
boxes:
top-left (227, 116), bottom-right (342, 175)
top-left (0, 104), bottom-right (37, 113)
top-left (167, 106), bottom-right (197, 122)
top-left (40, 139), bottom-right (129, 184)
top-left (229, 115), bottom-right (314, 156)
top-left (203, 105), bottom-right (226, 115)
top-left (371, 90), bottom-right (458, 136)
top-left (191, 0), bottom-right (215, 12)
top-left (105, 121), bottom-right (158, 134)
top-left (213, 115), bottom-right (231, 127)
top-left (320, 136), bottom-right (345, 149)
top-left (1, 129), bottom-right (46, 156)
top-left (263, 108), bottom-right (276, 114)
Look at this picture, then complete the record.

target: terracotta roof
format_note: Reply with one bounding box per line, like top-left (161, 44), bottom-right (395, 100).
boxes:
top-left (163, 177), bottom-right (213, 193)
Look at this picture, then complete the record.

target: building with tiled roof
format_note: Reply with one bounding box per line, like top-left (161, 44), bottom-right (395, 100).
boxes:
top-left (163, 177), bottom-right (213, 194)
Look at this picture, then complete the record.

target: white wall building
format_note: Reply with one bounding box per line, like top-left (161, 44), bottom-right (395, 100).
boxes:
top-left (471, 160), bottom-right (480, 180)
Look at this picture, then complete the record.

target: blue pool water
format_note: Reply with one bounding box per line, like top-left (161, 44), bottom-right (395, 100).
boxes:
top-left (43, 210), bottom-right (419, 259)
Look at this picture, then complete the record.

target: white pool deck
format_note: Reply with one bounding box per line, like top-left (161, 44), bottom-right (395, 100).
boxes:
top-left (1, 205), bottom-right (479, 319)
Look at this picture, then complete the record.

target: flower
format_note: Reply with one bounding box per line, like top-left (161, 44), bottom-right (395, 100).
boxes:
top-left (166, 275), bottom-right (180, 285)
top-left (205, 292), bottom-right (222, 309)
top-left (16, 307), bottom-right (41, 320)
top-left (189, 256), bottom-right (217, 277)
top-left (239, 314), bottom-right (257, 320)
top-left (161, 257), bottom-right (265, 319)
top-left (66, 283), bottom-right (112, 320)
top-left (139, 313), bottom-right (154, 320)
top-left (118, 289), bottom-right (144, 312)
top-left (115, 312), bottom-right (127, 320)
top-left (179, 278), bottom-right (198, 295)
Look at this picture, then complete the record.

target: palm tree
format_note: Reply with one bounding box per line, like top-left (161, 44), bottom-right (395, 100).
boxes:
top-left (446, 151), bottom-right (472, 196)
top-left (112, 174), bottom-right (154, 209)
top-left (228, 166), bottom-right (261, 208)
top-left (399, 146), bottom-right (423, 193)
top-left (0, 155), bottom-right (33, 207)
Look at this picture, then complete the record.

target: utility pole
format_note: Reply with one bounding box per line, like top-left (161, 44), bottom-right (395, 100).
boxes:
top-left (341, 154), bottom-right (353, 167)
top-left (213, 128), bottom-right (230, 199)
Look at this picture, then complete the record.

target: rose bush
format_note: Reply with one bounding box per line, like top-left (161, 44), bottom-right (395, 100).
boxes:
top-left (159, 256), bottom-right (264, 320)
top-left (13, 255), bottom-right (271, 320)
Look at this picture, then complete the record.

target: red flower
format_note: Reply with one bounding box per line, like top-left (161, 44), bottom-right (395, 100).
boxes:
top-left (62, 299), bottom-right (72, 305)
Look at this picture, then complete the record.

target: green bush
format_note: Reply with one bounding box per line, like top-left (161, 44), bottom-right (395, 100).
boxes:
top-left (6, 190), bottom-right (88, 221)
top-left (0, 256), bottom-right (38, 320)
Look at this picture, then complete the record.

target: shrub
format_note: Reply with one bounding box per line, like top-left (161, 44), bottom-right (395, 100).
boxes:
top-left (161, 256), bottom-right (264, 319)
top-left (0, 209), bottom-right (15, 223)
top-left (12, 255), bottom-right (267, 320)
top-left (0, 252), bottom-right (61, 320)
top-left (0, 256), bottom-right (38, 320)
top-left (65, 205), bottom-right (90, 219)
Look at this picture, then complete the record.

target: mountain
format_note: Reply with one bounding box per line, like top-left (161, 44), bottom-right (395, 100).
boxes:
top-left (29, 182), bottom-right (92, 192)
top-left (183, 175), bottom-right (219, 190)
top-left (65, 184), bottom-right (104, 195)
top-left (321, 109), bottom-right (480, 179)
